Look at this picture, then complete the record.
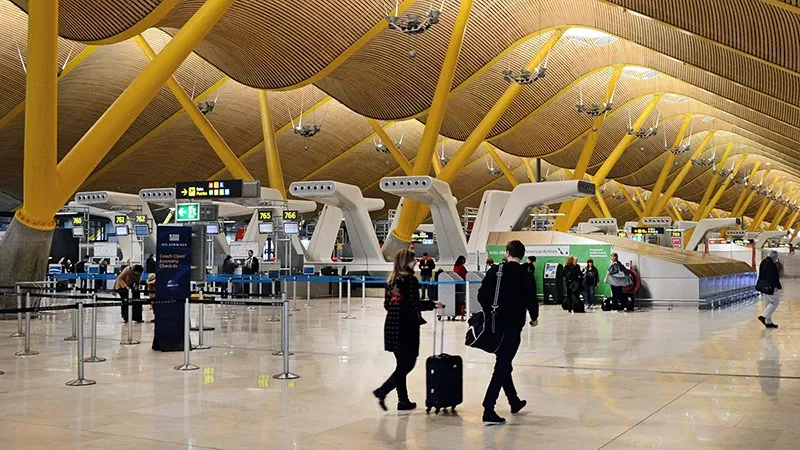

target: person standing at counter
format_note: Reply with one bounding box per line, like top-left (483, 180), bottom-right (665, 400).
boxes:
top-left (115, 264), bottom-right (144, 323)
top-left (242, 250), bottom-right (259, 296)
top-left (453, 255), bottom-right (468, 280)
top-left (583, 258), bottom-right (600, 310)
top-left (418, 253), bottom-right (435, 299)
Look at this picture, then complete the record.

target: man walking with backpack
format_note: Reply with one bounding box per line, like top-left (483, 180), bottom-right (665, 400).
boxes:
top-left (478, 240), bottom-right (539, 425)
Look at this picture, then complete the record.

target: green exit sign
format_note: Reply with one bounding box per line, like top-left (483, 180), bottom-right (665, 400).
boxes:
top-left (176, 203), bottom-right (200, 222)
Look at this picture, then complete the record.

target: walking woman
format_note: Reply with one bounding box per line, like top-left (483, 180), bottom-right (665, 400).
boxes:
top-left (374, 249), bottom-right (442, 411)
top-left (583, 258), bottom-right (600, 309)
top-left (563, 256), bottom-right (584, 313)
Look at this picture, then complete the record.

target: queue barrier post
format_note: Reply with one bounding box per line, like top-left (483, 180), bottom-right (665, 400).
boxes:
top-left (120, 289), bottom-right (140, 345)
top-left (343, 279), bottom-right (355, 319)
top-left (304, 280), bottom-right (312, 308)
top-left (66, 301), bottom-right (96, 386)
top-left (272, 290), bottom-right (294, 357)
top-left (194, 292), bottom-right (210, 350)
top-left (64, 285), bottom-right (79, 341)
top-left (84, 294), bottom-right (106, 363)
top-left (11, 285), bottom-right (23, 338)
top-left (266, 287), bottom-right (281, 323)
top-left (359, 276), bottom-right (369, 309)
top-left (334, 278), bottom-right (343, 313)
top-left (273, 292), bottom-right (299, 380)
top-left (290, 279), bottom-right (300, 312)
top-left (175, 297), bottom-right (199, 371)
top-left (15, 292), bottom-right (38, 356)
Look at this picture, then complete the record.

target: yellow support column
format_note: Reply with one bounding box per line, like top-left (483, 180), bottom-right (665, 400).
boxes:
top-left (749, 177), bottom-right (782, 231)
top-left (586, 198), bottom-right (604, 218)
top-left (701, 155), bottom-right (748, 218)
top-left (395, 29), bottom-right (565, 244)
top-left (769, 204), bottom-right (791, 231)
top-left (556, 93), bottom-right (664, 231)
top-left (730, 163), bottom-right (764, 217)
top-left (522, 158), bottom-right (537, 182)
top-left (136, 36), bottom-right (253, 182)
top-left (617, 182), bottom-right (643, 218)
top-left (634, 189), bottom-right (647, 213)
top-left (671, 200), bottom-right (683, 221)
top-left (751, 181), bottom-right (785, 231)
top-left (595, 191), bottom-right (612, 218)
top-left (692, 144), bottom-right (734, 221)
top-left (257, 90), bottom-right (286, 198)
top-left (736, 169), bottom-right (773, 218)
top-left (54, 0), bottom-right (236, 211)
top-left (652, 131), bottom-right (716, 216)
top-left (664, 204), bottom-right (677, 222)
top-left (484, 143), bottom-right (519, 188)
top-left (17, 0), bottom-right (59, 230)
top-left (367, 118), bottom-right (413, 176)
top-left (431, 153), bottom-right (443, 176)
top-left (782, 205), bottom-right (798, 229)
top-left (640, 115), bottom-right (692, 223)
top-left (555, 65), bottom-right (623, 223)
top-left (386, 0), bottom-right (474, 251)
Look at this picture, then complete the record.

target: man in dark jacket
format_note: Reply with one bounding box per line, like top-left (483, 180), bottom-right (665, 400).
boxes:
top-left (418, 253), bottom-right (435, 299)
top-left (757, 250), bottom-right (782, 328)
top-left (478, 240), bottom-right (539, 425)
top-left (145, 254), bottom-right (157, 274)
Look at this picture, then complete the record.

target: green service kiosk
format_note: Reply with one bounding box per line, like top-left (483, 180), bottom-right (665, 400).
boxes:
top-left (542, 263), bottom-right (564, 305)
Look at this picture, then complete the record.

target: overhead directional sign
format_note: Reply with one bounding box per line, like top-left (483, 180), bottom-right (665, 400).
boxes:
top-left (114, 215), bottom-right (127, 225)
top-left (258, 210), bottom-right (272, 222)
top-left (283, 210), bottom-right (298, 221)
top-left (135, 215), bottom-right (147, 224)
top-left (176, 180), bottom-right (242, 199)
top-left (631, 226), bottom-right (665, 235)
top-left (176, 203), bottom-right (200, 222)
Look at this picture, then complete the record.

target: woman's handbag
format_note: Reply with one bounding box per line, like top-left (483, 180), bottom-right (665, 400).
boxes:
top-left (465, 265), bottom-right (505, 353)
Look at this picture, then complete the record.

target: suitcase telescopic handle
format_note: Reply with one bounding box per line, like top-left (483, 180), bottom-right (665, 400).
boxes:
top-left (432, 309), bottom-right (445, 356)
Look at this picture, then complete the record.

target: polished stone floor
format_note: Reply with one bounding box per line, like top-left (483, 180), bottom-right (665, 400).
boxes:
top-left (0, 283), bottom-right (799, 449)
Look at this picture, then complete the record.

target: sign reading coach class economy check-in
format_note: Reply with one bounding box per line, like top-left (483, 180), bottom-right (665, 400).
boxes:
top-left (154, 226), bottom-right (192, 352)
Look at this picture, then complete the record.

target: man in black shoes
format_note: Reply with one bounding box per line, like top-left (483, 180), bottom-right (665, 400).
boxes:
top-left (478, 240), bottom-right (539, 425)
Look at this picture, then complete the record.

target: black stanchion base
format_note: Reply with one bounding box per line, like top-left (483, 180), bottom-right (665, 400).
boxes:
top-left (10, 333), bottom-right (24, 338)
top-left (192, 344), bottom-right (211, 350)
top-left (273, 372), bottom-right (299, 380)
top-left (64, 336), bottom-right (78, 342)
top-left (120, 340), bottom-right (141, 345)
top-left (83, 356), bottom-right (106, 363)
top-left (15, 350), bottom-right (38, 356)
top-left (272, 350), bottom-right (294, 356)
top-left (174, 364), bottom-right (199, 371)
top-left (0, 371), bottom-right (4, 375)
top-left (190, 326), bottom-right (216, 331)
top-left (66, 378), bottom-right (96, 386)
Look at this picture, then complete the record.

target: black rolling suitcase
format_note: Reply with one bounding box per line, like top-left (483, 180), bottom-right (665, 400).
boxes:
top-left (426, 314), bottom-right (463, 414)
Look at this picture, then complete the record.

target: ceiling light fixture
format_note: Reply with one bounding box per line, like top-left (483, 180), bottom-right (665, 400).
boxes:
top-left (627, 109), bottom-right (660, 139)
top-left (386, 0), bottom-right (443, 35)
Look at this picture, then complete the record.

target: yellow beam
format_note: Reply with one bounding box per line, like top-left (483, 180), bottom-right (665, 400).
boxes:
top-left (556, 64), bottom-right (623, 224)
top-left (753, 183), bottom-right (788, 231)
top-left (634, 189), bottom-right (647, 213)
top-left (769, 204), bottom-right (791, 231)
top-left (736, 169), bottom-right (773, 218)
top-left (135, 36), bottom-right (253, 181)
top-left (84, 76), bottom-right (230, 187)
top-left (663, 203), bottom-right (678, 222)
top-left (522, 158), bottom-right (537, 182)
top-left (367, 118), bottom-right (412, 176)
top-left (56, 0), bottom-right (237, 211)
top-left (484, 143), bottom-right (519, 188)
top-left (749, 177), bottom-right (782, 231)
top-left (730, 163), bottom-right (764, 217)
top-left (671, 200), bottom-right (683, 221)
top-left (701, 155), bottom-right (748, 218)
top-left (595, 190), bottom-right (612, 218)
top-left (212, 96), bottom-right (332, 180)
top-left (783, 210), bottom-right (799, 233)
top-left (587, 197), bottom-right (604, 218)
top-left (782, 204), bottom-right (798, 229)
top-left (396, 28), bottom-right (565, 242)
top-left (617, 182), bottom-right (643, 218)
top-left (557, 93), bottom-right (663, 231)
top-left (257, 90), bottom-right (286, 198)
top-left (692, 143), bottom-right (734, 221)
top-left (16, 0), bottom-right (59, 230)
top-left (431, 153), bottom-right (443, 176)
top-left (0, 45), bottom-right (99, 132)
top-left (640, 115), bottom-right (692, 223)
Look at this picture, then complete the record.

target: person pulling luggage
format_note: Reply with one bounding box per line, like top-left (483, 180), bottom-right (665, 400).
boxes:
top-left (374, 249), bottom-right (443, 411)
top-left (478, 240), bottom-right (539, 425)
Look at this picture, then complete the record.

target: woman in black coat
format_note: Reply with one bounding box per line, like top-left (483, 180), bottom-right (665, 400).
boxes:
top-left (563, 256), bottom-right (584, 313)
top-left (374, 249), bottom-right (441, 411)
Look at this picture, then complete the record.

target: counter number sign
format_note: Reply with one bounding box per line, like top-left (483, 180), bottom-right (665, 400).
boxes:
top-left (135, 215), bottom-right (147, 224)
top-left (72, 217), bottom-right (83, 226)
top-left (283, 210), bottom-right (298, 221)
top-left (258, 210), bottom-right (272, 222)
top-left (114, 215), bottom-right (127, 225)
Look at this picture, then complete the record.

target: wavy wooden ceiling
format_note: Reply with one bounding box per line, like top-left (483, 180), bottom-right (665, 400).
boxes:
top-left (2, 0), bottom-right (800, 226)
